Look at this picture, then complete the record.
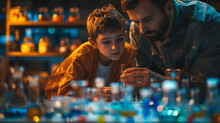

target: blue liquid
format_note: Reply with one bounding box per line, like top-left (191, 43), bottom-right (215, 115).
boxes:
top-left (109, 101), bottom-right (122, 114)
top-left (158, 107), bottom-right (182, 122)
top-left (4, 107), bottom-right (27, 118)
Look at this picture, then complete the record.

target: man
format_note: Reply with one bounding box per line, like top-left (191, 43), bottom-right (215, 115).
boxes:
top-left (120, 0), bottom-right (220, 103)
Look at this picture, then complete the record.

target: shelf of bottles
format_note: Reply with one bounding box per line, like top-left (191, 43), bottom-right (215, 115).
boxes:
top-left (9, 21), bottom-right (86, 28)
top-left (8, 51), bottom-right (70, 57)
top-left (0, 68), bottom-right (220, 122)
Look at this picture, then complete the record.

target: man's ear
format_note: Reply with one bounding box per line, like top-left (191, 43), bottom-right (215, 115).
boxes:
top-left (164, 0), bottom-right (174, 15)
top-left (88, 37), bottom-right (98, 49)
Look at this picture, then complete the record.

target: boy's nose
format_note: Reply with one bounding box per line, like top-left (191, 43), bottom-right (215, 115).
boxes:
top-left (112, 42), bottom-right (117, 50)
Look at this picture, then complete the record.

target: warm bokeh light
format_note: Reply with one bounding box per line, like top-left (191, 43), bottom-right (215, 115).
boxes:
top-left (33, 116), bottom-right (40, 122)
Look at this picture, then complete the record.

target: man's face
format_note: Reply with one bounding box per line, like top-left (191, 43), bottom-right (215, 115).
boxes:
top-left (127, 0), bottom-right (169, 42)
top-left (96, 30), bottom-right (125, 65)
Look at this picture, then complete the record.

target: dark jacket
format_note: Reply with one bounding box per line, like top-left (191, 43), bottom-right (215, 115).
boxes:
top-left (129, 0), bottom-right (220, 102)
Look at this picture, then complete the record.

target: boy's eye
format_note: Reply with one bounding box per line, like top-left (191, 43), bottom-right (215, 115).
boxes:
top-left (116, 38), bottom-right (124, 42)
top-left (102, 40), bottom-right (111, 44)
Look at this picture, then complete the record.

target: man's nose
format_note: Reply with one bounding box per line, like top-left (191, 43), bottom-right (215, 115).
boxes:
top-left (139, 22), bottom-right (147, 33)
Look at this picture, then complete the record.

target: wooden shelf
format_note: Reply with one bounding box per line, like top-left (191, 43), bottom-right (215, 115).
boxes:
top-left (9, 21), bottom-right (86, 28)
top-left (8, 51), bottom-right (71, 57)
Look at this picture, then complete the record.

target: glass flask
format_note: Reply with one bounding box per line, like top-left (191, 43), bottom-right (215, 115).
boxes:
top-left (4, 66), bottom-right (28, 118)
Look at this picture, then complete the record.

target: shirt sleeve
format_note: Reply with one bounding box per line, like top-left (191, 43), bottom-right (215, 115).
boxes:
top-left (129, 22), bottom-right (152, 68)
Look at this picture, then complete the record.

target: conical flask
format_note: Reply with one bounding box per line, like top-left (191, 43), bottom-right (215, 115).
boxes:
top-left (9, 66), bottom-right (28, 108)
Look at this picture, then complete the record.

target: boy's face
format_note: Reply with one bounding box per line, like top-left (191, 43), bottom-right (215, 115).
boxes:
top-left (96, 30), bottom-right (125, 65)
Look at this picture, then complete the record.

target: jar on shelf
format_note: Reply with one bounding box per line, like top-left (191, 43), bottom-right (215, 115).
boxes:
top-left (70, 38), bottom-right (81, 52)
top-left (59, 38), bottom-right (70, 53)
top-left (38, 7), bottom-right (50, 22)
top-left (68, 7), bottom-right (80, 22)
top-left (52, 7), bottom-right (65, 22)
top-left (10, 6), bottom-right (29, 22)
top-left (38, 36), bottom-right (50, 54)
top-left (21, 37), bottom-right (35, 53)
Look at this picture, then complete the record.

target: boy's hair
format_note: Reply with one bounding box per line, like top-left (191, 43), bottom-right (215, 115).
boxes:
top-left (87, 4), bottom-right (127, 42)
top-left (120, 0), bottom-right (168, 13)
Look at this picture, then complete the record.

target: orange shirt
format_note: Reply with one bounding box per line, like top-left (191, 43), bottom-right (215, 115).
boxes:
top-left (44, 41), bottom-right (134, 99)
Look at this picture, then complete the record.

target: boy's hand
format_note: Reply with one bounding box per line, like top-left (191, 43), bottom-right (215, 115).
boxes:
top-left (120, 67), bottom-right (150, 86)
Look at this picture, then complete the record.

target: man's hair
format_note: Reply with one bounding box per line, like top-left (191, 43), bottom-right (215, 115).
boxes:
top-left (120, 0), bottom-right (168, 12)
top-left (87, 4), bottom-right (127, 41)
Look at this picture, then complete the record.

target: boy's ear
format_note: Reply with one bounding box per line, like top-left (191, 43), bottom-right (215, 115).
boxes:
top-left (88, 37), bottom-right (98, 49)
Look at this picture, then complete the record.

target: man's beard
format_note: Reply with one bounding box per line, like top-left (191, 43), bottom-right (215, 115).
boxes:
top-left (143, 15), bottom-right (169, 42)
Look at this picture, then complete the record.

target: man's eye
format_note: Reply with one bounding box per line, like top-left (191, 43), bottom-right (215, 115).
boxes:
top-left (143, 17), bottom-right (152, 23)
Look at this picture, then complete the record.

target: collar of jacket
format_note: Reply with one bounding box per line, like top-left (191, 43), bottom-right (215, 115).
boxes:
top-left (164, 0), bottom-right (187, 44)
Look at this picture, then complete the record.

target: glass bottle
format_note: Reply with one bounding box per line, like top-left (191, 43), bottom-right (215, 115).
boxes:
top-left (38, 7), bottom-right (50, 22)
top-left (70, 80), bottom-right (88, 117)
top-left (87, 78), bottom-right (108, 122)
top-left (52, 7), bottom-right (65, 22)
top-left (4, 66), bottom-right (28, 118)
top-left (59, 38), bottom-right (70, 53)
top-left (26, 75), bottom-right (42, 121)
top-left (150, 78), bottom-right (161, 112)
top-left (206, 77), bottom-right (220, 122)
top-left (68, 7), bottom-right (80, 22)
top-left (138, 88), bottom-right (159, 122)
top-left (21, 37), bottom-right (35, 53)
top-left (165, 68), bottom-right (182, 88)
top-left (109, 82), bottom-right (122, 121)
top-left (158, 79), bottom-right (181, 122)
top-left (93, 77), bottom-right (108, 114)
top-left (188, 88), bottom-right (207, 122)
top-left (121, 85), bottom-right (136, 117)
top-left (38, 36), bottom-right (50, 54)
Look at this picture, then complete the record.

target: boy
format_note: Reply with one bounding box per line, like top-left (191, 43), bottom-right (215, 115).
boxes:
top-left (44, 5), bottom-right (134, 99)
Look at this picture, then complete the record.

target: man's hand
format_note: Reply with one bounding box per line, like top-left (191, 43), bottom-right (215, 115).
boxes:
top-left (120, 67), bottom-right (150, 86)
